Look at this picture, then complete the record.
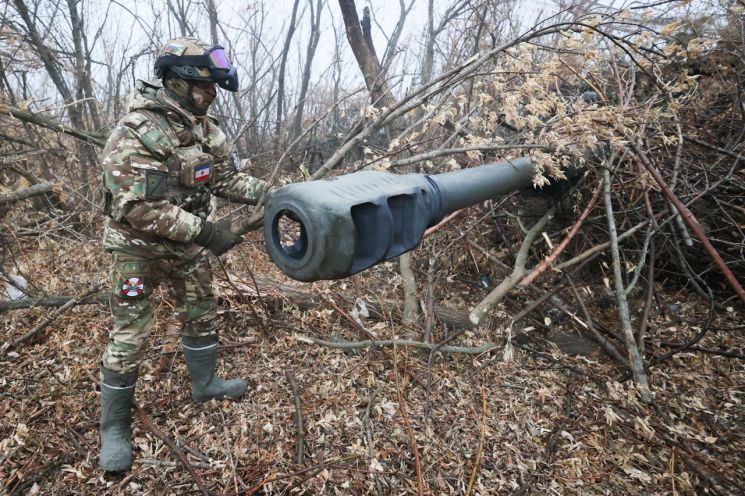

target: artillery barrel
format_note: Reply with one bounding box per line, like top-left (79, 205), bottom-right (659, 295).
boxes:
top-left (263, 157), bottom-right (535, 282)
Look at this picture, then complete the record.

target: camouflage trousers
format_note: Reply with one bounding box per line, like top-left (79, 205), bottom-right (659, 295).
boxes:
top-left (102, 250), bottom-right (217, 373)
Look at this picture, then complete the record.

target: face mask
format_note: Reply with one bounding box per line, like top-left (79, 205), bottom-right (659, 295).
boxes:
top-left (191, 83), bottom-right (216, 111)
top-left (163, 76), bottom-right (215, 115)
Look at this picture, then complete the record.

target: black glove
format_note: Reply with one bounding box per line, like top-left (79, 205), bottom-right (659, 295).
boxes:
top-left (194, 219), bottom-right (242, 256)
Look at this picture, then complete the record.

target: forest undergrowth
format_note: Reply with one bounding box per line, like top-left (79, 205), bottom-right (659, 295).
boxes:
top-left (1, 200), bottom-right (742, 495)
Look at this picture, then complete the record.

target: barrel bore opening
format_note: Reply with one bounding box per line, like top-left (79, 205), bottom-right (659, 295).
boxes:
top-left (273, 209), bottom-right (308, 260)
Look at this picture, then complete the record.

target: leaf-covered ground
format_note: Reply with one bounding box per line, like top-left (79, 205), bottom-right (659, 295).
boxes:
top-left (1, 229), bottom-right (743, 495)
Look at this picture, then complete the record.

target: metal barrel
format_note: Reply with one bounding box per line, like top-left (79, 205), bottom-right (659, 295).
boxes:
top-left (432, 156), bottom-right (534, 215)
top-left (263, 157), bottom-right (536, 282)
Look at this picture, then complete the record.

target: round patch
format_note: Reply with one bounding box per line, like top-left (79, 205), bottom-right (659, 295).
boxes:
top-left (121, 277), bottom-right (145, 297)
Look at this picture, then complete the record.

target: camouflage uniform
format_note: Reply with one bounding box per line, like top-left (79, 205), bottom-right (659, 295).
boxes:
top-left (101, 79), bottom-right (264, 373)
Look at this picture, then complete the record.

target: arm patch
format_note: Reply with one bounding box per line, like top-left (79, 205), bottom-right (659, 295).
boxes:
top-left (145, 170), bottom-right (167, 201)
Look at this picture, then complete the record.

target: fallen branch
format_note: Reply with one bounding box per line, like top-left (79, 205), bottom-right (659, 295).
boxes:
top-left (553, 221), bottom-right (648, 272)
top-left (246, 455), bottom-right (361, 495)
top-left (7, 282), bottom-right (101, 350)
top-left (465, 387), bottom-right (487, 496)
top-left (224, 275), bottom-right (476, 330)
top-left (0, 293), bottom-right (106, 311)
top-left (683, 135), bottom-right (745, 164)
top-left (0, 183), bottom-right (54, 205)
top-left (1, 105), bottom-right (106, 147)
top-left (388, 144), bottom-right (549, 168)
top-left (567, 279), bottom-right (627, 366)
top-left (295, 335), bottom-right (497, 354)
top-left (133, 403), bottom-right (209, 496)
top-left (285, 369), bottom-right (305, 465)
top-left (393, 345), bottom-right (424, 496)
top-left (469, 200), bottom-right (557, 325)
top-left (138, 458), bottom-right (214, 470)
top-left (363, 387), bottom-right (385, 496)
top-left (684, 346), bottom-right (745, 359)
top-left (3, 273), bottom-right (475, 331)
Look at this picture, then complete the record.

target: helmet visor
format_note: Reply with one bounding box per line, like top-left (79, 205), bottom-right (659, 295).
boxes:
top-left (208, 48), bottom-right (231, 69)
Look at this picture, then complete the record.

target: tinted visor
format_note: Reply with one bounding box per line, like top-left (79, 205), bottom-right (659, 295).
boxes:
top-left (208, 48), bottom-right (231, 69)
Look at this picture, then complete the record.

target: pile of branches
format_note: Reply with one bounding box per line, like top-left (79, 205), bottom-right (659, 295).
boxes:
top-left (285, 6), bottom-right (745, 403)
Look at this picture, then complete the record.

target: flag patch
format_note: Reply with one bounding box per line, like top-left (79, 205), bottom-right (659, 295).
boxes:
top-left (163, 43), bottom-right (186, 56)
top-left (194, 163), bottom-right (211, 183)
top-left (121, 277), bottom-right (145, 298)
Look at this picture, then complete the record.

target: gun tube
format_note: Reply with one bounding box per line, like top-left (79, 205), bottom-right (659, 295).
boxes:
top-left (264, 158), bottom-right (536, 281)
top-left (432, 156), bottom-right (535, 216)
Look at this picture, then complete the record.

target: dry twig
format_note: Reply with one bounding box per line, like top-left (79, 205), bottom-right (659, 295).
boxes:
top-left (133, 403), bottom-right (209, 496)
top-left (7, 282), bottom-right (101, 350)
top-left (465, 387), bottom-right (487, 496)
top-left (285, 369), bottom-right (305, 465)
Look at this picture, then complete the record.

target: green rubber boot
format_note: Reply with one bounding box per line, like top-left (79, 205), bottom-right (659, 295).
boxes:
top-left (99, 367), bottom-right (137, 472)
top-left (182, 335), bottom-right (246, 402)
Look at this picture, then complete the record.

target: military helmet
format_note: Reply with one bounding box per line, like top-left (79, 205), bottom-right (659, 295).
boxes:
top-left (154, 37), bottom-right (238, 92)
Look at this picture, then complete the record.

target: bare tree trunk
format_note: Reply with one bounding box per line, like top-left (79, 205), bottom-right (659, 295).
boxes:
top-left (206, 0), bottom-right (249, 153)
top-left (400, 251), bottom-right (419, 326)
top-left (338, 0), bottom-right (395, 108)
top-left (67, 0), bottom-right (102, 132)
top-left (275, 0), bottom-right (301, 143)
top-left (421, 0), bottom-right (436, 86)
top-left (290, 0), bottom-right (324, 142)
top-left (206, 0), bottom-right (219, 44)
top-left (419, 0), bottom-right (471, 87)
top-left (166, 0), bottom-right (194, 36)
top-left (381, 0), bottom-right (416, 69)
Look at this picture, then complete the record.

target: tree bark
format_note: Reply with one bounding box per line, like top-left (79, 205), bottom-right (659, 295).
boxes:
top-left (338, 0), bottom-right (395, 108)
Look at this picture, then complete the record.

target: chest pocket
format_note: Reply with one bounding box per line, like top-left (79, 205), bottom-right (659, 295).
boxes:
top-left (167, 146), bottom-right (213, 188)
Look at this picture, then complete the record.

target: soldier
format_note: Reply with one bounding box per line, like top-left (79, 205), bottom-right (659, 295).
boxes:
top-left (98, 37), bottom-right (265, 472)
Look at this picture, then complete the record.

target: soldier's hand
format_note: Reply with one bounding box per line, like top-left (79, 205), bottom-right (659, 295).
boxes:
top-left (194, 220), bottom-right (243, 256)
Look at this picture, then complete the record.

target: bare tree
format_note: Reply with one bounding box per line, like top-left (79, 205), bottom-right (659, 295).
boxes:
top-left (275, 0), bottom-right (301, 143)
top-left (11, 0), bottom-right (99, 197)
top-left (420, 0), bottom-right (472, 86)
top-left (289, 0), bottom-right (324, 142)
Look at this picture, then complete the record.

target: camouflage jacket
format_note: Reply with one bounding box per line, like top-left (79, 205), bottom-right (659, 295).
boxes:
top-left (102, 80), bottom-right (264, 257)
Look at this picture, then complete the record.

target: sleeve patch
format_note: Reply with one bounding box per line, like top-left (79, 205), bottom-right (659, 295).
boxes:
top-left (145, 170), bottom-right (167, 201)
